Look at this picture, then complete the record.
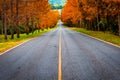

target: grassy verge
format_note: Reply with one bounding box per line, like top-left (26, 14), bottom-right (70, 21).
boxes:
top-left (0, 28), bottom-right (55, 53)
top-left (68, 27), bottom-right (120, 46)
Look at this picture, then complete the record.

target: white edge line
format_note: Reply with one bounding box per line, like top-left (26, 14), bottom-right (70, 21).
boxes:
top-left (0, 29), bottom-right (58, 56)
top-left (0, 39), bottom-right (33, 56)
top-left (69, 29), bottom-right (120, 48)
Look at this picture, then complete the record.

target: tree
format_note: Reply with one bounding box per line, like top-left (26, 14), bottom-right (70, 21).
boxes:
top-left (62, 0), bottom-right (120, 35)
top-left (10, 0), bottom-right (14, 39)
top-left (41, 10), bottom-right (59, 30)
top-left (16, 0), bottom-right (20, 38)
top-left (0, 0), bottom-right (58, 40)
top-left (3, 0), bottom-right (7, 40)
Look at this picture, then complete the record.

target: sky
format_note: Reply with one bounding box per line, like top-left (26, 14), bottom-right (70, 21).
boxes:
top-left (49, 0), bottom-right (66, 6)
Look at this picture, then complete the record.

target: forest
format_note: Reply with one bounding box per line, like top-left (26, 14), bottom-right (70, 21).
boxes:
top-left (0, 0), bottom-right (120, 40)
top-left (0, 0), bottom-right (60, 40)
top-left (62, 0), bottom-right (120, 36)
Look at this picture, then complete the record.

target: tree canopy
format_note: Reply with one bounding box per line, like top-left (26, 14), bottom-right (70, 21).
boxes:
top-left (0, 0), bottom-right (59, 39)
top-left (62, 0), bottom-right (120, 35)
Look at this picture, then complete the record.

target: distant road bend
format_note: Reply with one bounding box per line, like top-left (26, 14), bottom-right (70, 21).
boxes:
top-left (0, 21), bottom-right (120, 80)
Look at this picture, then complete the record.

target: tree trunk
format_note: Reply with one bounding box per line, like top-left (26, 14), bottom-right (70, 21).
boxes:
top-left (25, 1), bottom-right (29, 35)
top-left (97, 0), bottom-right (100, 31)
top-left (10, 0), bottom-right (14, 39)
top-left (106, 15), bottom-right (109, 31)
top-left (118, 13), bottom-right (120, 36)
top-left (78, 20), bottom-right (80, 27)
top-left (1, 13), bottom-right (4, 35)
top-left (97, 14), bottom-right (100, 31)
top-left (16, 0), bottom-right (20, 38)
top-left (3, 0), bottom-right (7, 40)
top-left (31, 18), bottom-right (34, 34)
top-left (37, 23), bottom-right (40, 32)
top-left (26, 17), bottom-right (29, 35)
top-left (80, 19), bottom-right (82, 27)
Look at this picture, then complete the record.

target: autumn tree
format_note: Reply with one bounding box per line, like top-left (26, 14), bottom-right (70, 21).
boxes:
top-left (3, 0), bottom-right (7, 40)
top-left (62, 0), bottom-right (82, 27)
top-left (62, 0), bottom-right (120, 35)
top-left (0, 0), bottom-right (59, 40)
top-left (10, 0), bottom-right (14, 39)
top-left (41, 10), bottom-right (59, 29)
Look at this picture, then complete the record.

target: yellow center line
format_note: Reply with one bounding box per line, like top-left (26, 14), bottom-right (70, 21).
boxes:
top-left (58, 30), bottom-right (62, 80)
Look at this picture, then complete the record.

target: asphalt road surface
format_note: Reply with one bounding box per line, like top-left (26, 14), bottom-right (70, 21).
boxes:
top-left (0, 21), bottom-right (120, 80)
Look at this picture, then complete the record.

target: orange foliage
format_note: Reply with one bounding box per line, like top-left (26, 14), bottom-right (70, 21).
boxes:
top-left (62, 0), bottom-right (120, 35)
top-left (62, 0), bottom-right (82, 25)
top-left (62, 0), bottom-right (120, 26)
top-left (41, 10), bottom-right (60, 29)
top-left (0, 0), bottom-right (60, 38)
top-left (62, 0), bottom-right (97, 25)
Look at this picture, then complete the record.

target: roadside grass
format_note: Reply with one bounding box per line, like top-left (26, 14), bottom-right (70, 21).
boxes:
top-left (68, 27), bottom-right (120, 46)
top-left (0, 28), bottom-right (55, 53)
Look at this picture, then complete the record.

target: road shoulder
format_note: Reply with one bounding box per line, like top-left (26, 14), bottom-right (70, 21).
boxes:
top-left (67, 28), bottom-right (120, 48)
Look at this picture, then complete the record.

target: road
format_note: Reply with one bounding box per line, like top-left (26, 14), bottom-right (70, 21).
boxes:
top-left (0, 21), bottom-right (120, 80)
